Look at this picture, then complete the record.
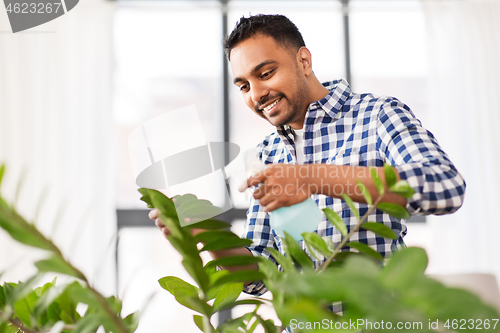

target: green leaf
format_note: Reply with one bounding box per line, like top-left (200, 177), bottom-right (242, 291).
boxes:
top-left (361, 222), bottom-right (397, 240)
top-left (370, 167), bottom-right (385, 195)
top-left (345, 242), bottom-right (384, 261)
top-left (0, 207), bottom-right (60, 253)
top-left (376, 202), bottom-right (410, 219)
top-left (182, 257), bottom-right (210, 294)
top-left (105, 295), bottom-right (122, 314)
top-left (302, 232), bottom-right (331, 258)
top-left (158, 276), bottom-right (208, 314)
top-left (74, 313), bottom-right (104, 333)
top-left (341, 194), bottom-right (360, 220)
top-left (356, 180), bottom-right (372, 206)
top-left (211, 270), bottom-right (265, 288)
top-left (322, 236), bottom-right (336, 253)
top-left (282, 232), bottom-right (313, 269)
top-left (257, 258), bottom-right (281, 281)
top-left (186, 219), bottom-right (230, 230)
top-left (212, 282), bottom-right (243, 313)
top-left (193, 315), bottom-right (211, 332)
top-left (267, 248), bottom-right (295, 273)
top-left (383, 163), bottom-right (397, 188)
top-left (199, 238), bottom-right (253, 252)
top-left (389, 180), bottom-right (416, 198)
top-left (35, 255), bottom-right (86, 280)
top-left (194, 230), bottom-right (240, 244)
top-left (138, 188), bottom-right (154, 208)
top-left (0, 165), bottom-right (5, 189)
top-left (381, 247), bottom-right (428, 289)
top-left (322, 208), bottom-right (347, 237)
top-left (158, 276), bottom-right (198, 297)
top-left (173, 194), bottom-right (224, 225)
top-left (205, 256), bottom-right (261, 269)
top-left (214, 299), bottom-right (264, 312)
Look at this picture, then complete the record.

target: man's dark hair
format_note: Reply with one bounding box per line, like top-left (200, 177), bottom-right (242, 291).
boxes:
top-left (223, 14), bottom-right (306, 60)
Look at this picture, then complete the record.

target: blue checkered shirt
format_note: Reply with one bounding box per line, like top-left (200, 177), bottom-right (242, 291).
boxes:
top-left (242, 79), bottom-right (466, 295)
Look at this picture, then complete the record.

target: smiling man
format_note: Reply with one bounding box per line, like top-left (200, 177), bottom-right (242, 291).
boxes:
top-left (222, 14), bottom-right (465, 296)
top-left (152, 14), bottom-right (465, 300)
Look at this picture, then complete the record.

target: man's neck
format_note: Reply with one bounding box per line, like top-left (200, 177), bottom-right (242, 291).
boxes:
top-left (289, 79), bottom-right (330, 130)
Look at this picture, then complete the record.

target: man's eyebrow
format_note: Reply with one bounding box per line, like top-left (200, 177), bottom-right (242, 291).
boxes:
top-left (233, 60), bottom-right (277, 85)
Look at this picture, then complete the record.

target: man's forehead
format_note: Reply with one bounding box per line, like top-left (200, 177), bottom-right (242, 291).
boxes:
top-left (229, 34), bottom-right (293, 76)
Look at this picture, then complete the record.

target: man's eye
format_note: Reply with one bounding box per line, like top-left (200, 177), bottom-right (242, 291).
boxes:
top-left (239, 84), bottom-right (249, 92)
top-left (261, 69), bottom-right (275, 79)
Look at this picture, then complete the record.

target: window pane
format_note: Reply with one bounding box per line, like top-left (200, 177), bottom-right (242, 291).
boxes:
top-left (114, 2), bottom-right (223, 209)
top-left (350, 0), bottom-right (429, 123)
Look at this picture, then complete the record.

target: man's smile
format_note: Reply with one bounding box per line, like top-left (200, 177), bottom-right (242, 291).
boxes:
top-left (262, 97), bottom-right (282, 116)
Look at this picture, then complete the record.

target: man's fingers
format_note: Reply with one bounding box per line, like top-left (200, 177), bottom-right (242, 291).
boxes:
top-left (263, 200), bottom-right (281, 213)
top-left (253, 184), bottom-right (268, 199)
top-left (155, 218), bottom-right (164, 229)
top-left (149, 208), bottom-right (159, 220)
top-left (247, 171), bottom-right (267, 188)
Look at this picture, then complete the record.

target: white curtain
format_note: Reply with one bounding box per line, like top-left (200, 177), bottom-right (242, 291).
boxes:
top-left (422, 0), bottom-right (500, 281)
top-left (0, 0), bottom-right (116, 293)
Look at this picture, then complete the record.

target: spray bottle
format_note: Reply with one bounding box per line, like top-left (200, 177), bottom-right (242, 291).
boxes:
top-left (239, 149), bottom-right (322, 241)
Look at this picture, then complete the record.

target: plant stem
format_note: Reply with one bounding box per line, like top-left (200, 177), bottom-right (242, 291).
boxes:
top-left (318, 194), bottom-right (386, 273)
top-left (202, 315), bottom-right (214, 333)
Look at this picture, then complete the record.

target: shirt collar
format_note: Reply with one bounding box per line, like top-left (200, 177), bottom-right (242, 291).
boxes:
top-left (276, 78), bottom-right (352, 138)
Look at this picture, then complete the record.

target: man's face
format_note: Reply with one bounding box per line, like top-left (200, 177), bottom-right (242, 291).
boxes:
top-left (230, 34), bottom-right (311, 129)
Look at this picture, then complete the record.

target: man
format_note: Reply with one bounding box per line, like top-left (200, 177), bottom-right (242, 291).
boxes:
top-left (152, 14), bottom-right (465, 296)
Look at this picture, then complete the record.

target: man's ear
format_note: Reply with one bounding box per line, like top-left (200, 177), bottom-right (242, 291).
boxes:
top-left (296, 47), bottom-right (313, 76)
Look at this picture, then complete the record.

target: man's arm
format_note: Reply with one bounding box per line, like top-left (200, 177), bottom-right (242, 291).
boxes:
top-left (247, 164), bottom-right (405, 212)
top-left (246, 99), bottom-right (465, 215)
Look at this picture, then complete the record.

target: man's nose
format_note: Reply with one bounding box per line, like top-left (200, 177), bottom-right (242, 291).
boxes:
top-left (250, 82), bottom-right (269, 104)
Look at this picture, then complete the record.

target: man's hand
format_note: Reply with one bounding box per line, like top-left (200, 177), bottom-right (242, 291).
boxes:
top-left (247, 164), bottom-right (313, 212)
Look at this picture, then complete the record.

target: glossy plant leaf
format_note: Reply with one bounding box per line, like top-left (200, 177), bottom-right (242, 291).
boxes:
top-left (194, 230), bottom-right (240, 244)
top-left (204, 255), bottom-right (261, 269)
top-left (182, 257), bottom-right (209, 294)
top-left (200, 238), bottom-right (253, 252)
top-left (159, 276), bottom-right (199, 298)
top-left (267, 248), bottom-right (295, 273)
top-left (322, 208), bottom-right (347, 237)
top-left (282, 232), bottom-right (314, 269)
top-left (376, 202), bottom-right (410, 219)
top-left (0, 207), bottom-right (60, 253)
top-left (370, 167), bottom-right (385, 195)
top-left (322, 236), bottom-right (336, 253)
top-left (356, 180), bottom-right (372, 206)
top-left (381, 247), bottom-right (428, 290)
top-left (345, 242), bottom-right (384, 261)
top-left (389, 180), bottom-right (416, 198)
top-left (257, 257), bottom-right (281, 281)
top-left (302, 232), bottom-right (331, 258)
top-left (212, 282), bottom-right (244, 313)
top-left (361, 222), bottom-right (397, 240)
top-left (35, 255), bottom-right (86, 280)
top-left (341, 194), bottom-right (360, 220)
top-left (187, 219), bottom-right (230, 230)
top-left (383, 163), bottom-right (397, 188)
top-left (0, 165), bottom-right (5, 189)
top-left (211, 270), bottom-right (265, 288)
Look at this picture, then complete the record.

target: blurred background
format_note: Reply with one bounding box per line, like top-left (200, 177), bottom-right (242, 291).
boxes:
top-left (1, 0), bottom-right (499, 331)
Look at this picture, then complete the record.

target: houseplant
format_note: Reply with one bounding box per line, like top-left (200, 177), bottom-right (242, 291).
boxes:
top-left (139, 164), bottom-right (500, 332)
top-left (0, 165), bottom-right (139, 333)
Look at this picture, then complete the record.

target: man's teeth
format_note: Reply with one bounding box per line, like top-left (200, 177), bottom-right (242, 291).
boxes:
top-left (264, 98), bottom-right (280, 112)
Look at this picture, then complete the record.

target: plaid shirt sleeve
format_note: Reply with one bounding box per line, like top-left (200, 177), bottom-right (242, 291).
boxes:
top-left (377, 98), bottom-right (466, 215)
